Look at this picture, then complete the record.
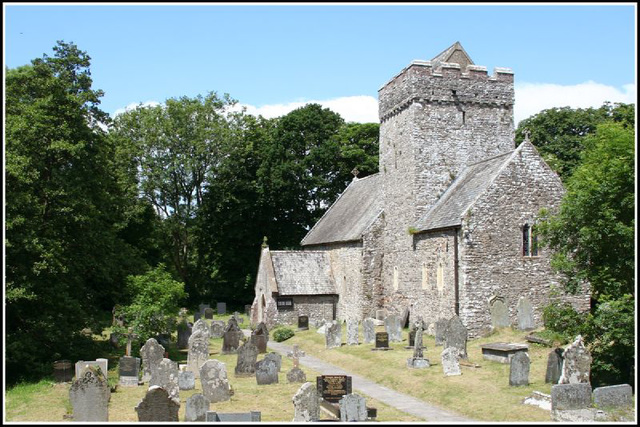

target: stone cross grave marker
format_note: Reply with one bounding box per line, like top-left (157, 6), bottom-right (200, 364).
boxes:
top-left (200, 360), bottom-right (231, 403)
top-left (135, 385), bottom-right (180, 422)
top-left (124, 327), bottom-right (139, 357)
top-left (292, 381), bottom-right (319, 422)
top-left (407, 322), bottom-right (429, 368)
top-left (69, 365), bottom-right (110, 422)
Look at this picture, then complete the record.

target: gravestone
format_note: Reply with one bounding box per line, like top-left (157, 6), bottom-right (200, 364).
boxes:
top-left (339, 393), bottom-right (368, 422)
top-left (558, 335), bottom-right (592, 384)
top-left (185, 393), bottom-right (209, 422)
top-left (178, 370), bottom-right (195, 390)
top-left (406, 322), bottom-right (429, 368)
top-left (255, 358), bottom-right (279, 385)
top-left (287, 367), bottom-right (307, 383)
top-left (53, 360), bottom-right (74, 383)
top-left (346, 319), bottom-right (359, 345)
top-left (232, 311), bottom-right (245, 324)
top-left (206, 411), bottom-right (262, 422)
top-left (204, 307), bottom-right (214, 319)
top-left (217, 302), bottom-right (227, 315)
top-left (489, 297), bottom-right (510, 328)
top-left (194, 311), bottom-right (201, 322)
top-left (135, 385), bottom-right (180, 421)
top-left (200, 360), bottom-right (231, 403)
top-left (75, 359), bottom-right (108, 381)
top-left (516, 297), bottom-right (535, 330)
top-left (140, 338), bottom-right (165, 383)
top-left (298, 315), bottom-right (309, 331)
top-left (400, 307), bottom-right (410, 328)
top-left (434, 318), bottom-right (448, 346)
top-left (362, 318), bottom-right (375, 344)
top-left (264, 352), bottom-right (282, 372)
top-left (222, 319), bottom-right (243, 354)
top-left (69, 365), bottom-right (110, 421)
top-left (545, 348), bottom-right (564, 384)
top-left (441, 347), bottom-right (462, 376)
top-left (192, 318), bottom-right (211, 339)
top-left (287, 345), bottom-right (306, 368)
top-left (235, 340), bottom-right (259, 377)
top-left (444, 315), bottom-right (468, 359)
top-left (481, 342), bottom-right (529, 364)
top-left (150, 358), bottom-right (179, 400)
top-left (325, 321), bottom-right (342, 349)
top-left (210, 320), bottom-right (225, 338)
top-left (372, 332), bottom-right (391, 350)
top-left (408, 330), bottom-right (416, 348)
top-left (244, 304), bottom-right (252, 316)
top-left (592, 384), bottom-right (633, 408)
top-left (317, 375), bottom-right (352, 403)
top-left (177, 321), bottom-right (193, 350)
top-left (509, 351), bottom-right (530, 386)
top-left (198, 303), bottom-right (210, 315)
top-left (118, 356), bottom-right (140, 386)
top-left (384, 314), bottom-right (402, 342)
top-left (187, 330), bottom-right (210, 379)
top-left (251, 322), bottom-right (269, 353)
top-left (375, 309), bottom-right (387, 321)
top-left (551, 383), bottom-right (593, 410)
top-left (292, 382), bottom-right (319, 422)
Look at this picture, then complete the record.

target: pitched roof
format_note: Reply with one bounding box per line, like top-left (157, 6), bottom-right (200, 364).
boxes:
top-left (301, 173), bottom-right (383, 246)
top-left (413, 151), bottom-right (513, 232)
top-left (270, 251), bottom-right (336, 295)
top-left (430, 41), bottom-right (474, 72)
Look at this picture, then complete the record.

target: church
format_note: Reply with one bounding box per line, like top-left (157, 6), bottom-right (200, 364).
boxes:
top-left (250, 42), bottom-right (590, 338)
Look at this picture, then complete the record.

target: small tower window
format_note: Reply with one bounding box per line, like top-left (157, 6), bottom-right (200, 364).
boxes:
top-left (522, 224), bottom-right (539, 257)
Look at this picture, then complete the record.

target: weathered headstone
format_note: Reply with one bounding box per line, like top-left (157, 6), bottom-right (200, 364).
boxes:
top-left (177, 321), bottom-right (193, 350)
top-left (251, 322), bottom-right (269, 353)
top-left (509, 351), bottom-right (530, 386)
top-left (235, 340), bottom-right (259, 377)
top-left (53, 360), bottom-right (74, 383)
top-left (118, 356), bottom-right (140, 386)
top-left (444, 315), bottom-right (468, 359)
top-left (434, 318), bottom-right (448, 346)
top-left (592, 384), bottom-right (633, 408)
top-left (210, 320), bottom-right (225, 338)
top-left (325, 321), bottom-right (342, 349)
top-left (69, 365), bottom-right (110, 421)
top-left (545, 348), bottom-right (564, 384)
top-left (178, 370), bottom-right (195, 390)
top-left (264, 352), bottom-right (282, 372)
top-left (516, 297), bottom-right (535, 330)
top-left (339, 393), bottom-right (368, 422)
top-left (200, 360), bottom-right (231, 403)
top-left (287, 367), bottom-right (307, 383)
top-left (317, 375), bottom-right (352, 403)
top-left (204, 307), bottom-right (214, 319)
top-left (362, 318), bottom-right (375, 344)
top-left (74, 359), bottom-right (108, 381)
top-left (206, 411), bottom-right (262, 422)
top-left (135, 385), bottom-right (180, 421)
top-left (255, 358), bottom-right (279, 385)
top-left (150, 358), bottom-right (179, 400)
top-left (489, 297), bottom-right (510, 329)
top-left (187, 330), bottom-right (210, 379)
top-left (298, 315), bottom-right (309, 330)
top-left (375, 309), bottom-right (387, 321)
top-left (551, 383), bottom-right (593, 410)
top-left (192, 318), bottom-right (211, 339)
top-left (222, 318), bottom-right (243, 354)
top-left (558, 335), bottom-right (592, 384)
top-left (346, 319), bottom-right (359, 345)
top-left (185, 393), bottom-right (209, 422)
top-left (292, 382), bottom-right (319, 422)
top-left (217, 302), bottom-right (227, 315)
top-left (384, 314), bottom-right (402, 342)
top-left (441, 347), bottom-right (462, 376)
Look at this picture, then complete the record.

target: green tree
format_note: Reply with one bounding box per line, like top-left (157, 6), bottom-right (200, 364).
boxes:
top-left (5, 41), bottom-right (146, 384)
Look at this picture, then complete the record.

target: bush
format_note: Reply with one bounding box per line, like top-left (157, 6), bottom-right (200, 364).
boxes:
top-left (272, 326), bottom-right (295, 342)
top-left (542, 302), bottom-right (586, 341)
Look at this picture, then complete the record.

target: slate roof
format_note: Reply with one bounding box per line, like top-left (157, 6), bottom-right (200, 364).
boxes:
top-left (413, 151), bottom-right (513, 232)
top-left (301, 173), bottom-right (383, 246)
top-left (270, 251), bottom-right (336, 295)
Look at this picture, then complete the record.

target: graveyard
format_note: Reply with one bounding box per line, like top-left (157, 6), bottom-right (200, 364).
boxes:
top-left (5, 309), bottom-right (635, 423)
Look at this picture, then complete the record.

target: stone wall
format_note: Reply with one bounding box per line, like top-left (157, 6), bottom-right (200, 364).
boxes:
top-left (272, 295), bottom-right (337, 327)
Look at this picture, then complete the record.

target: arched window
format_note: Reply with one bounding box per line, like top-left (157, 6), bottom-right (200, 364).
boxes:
top-left (522, 224), bottom-right (539, 257)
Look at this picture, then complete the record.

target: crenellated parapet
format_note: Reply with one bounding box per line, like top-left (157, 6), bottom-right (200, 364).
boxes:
top-left (378, 60), bottom-right (514, 122)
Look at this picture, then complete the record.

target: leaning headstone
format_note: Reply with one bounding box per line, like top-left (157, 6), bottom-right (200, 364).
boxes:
top-left (316, 322), bottom-right (328, 335)
top-left (339, 393), bottom-right (368, 422)
top-left (384, 314), bottom-right (402, 342)
top-left (444, 315), bottom-right (468, 359)
top-left (118, 356), bottom-right (141, 386)
top-left (200, 360), bottom-right (231, 403)
top-left (558, 335), bottom-right (592, 384)
top-left (264, 352), bottom-right (282, 372)
top-left (53, 360), bottom-right (74, 383)
top-left (177, 321), bottom-right (193, 350)
top-left (292, 382), bottom-right (319, 422)
top-left (217, 302), bottom-right (227, 315)
top-left (135, 385), bottom-right (180, 421)
top-left (187, 330), bottom-right (210, 379)
top-left (346, 319), bottom-right (359, 345)
top-left (192, 318), bottom-right (211, 339)
top-left (362, 318), bottom-right (375, 344)
top-left (434, 318), bottom-right (448, 346)
top-left (545, 348), bottom-right (564, 384)
top-left (251, 322), bottom-right (269, 353)
top-left (551, 383), bottom-right (593, 410)
top-left (178, 370), bottom-right (195, 390)
top-left (490, 297), bottom-right (510, 329)
top-left (210, 320), bottom-right (225, 338)
top-left (69, 365), bottom-right (110, 421)
top-left (509, 351), bottom-right (530, 386)
top-left (298, 315), bottom-right (309, 331)
top-left (516, 297), bottom-right (535, 330)
top-left (592, 384), bottom-right (633, 408)
top-left (150, 358), bottom-right (179, 400)
top-left (441, 347), bottom-right (462, 376)
top-left (255, 357), bottom-right (279, 385)
top-left (222, 318), bottom-right (243, 354)
top-left (204, 307), bottom-right (214, 319)
top-left (185, 393), bottom-right (209, 422)
top-left (235, 340), bottom-right (259, 377)
top-left (325, 321), bottom-right (342, 349)
top-left (400, 307), bottom-right (410, 328)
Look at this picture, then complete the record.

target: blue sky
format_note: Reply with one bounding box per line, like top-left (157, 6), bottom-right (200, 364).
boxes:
top-left (4, 3), bottom-right (637, 124)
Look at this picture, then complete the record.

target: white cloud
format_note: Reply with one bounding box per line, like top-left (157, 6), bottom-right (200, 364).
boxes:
top-left (514, 81), bottom-right (636, 125)
top-left (112, 100), bottom-right (161, 117)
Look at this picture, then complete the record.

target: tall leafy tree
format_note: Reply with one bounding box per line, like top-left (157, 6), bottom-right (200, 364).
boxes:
top-left (5, 41), bottom-right (145, 383)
